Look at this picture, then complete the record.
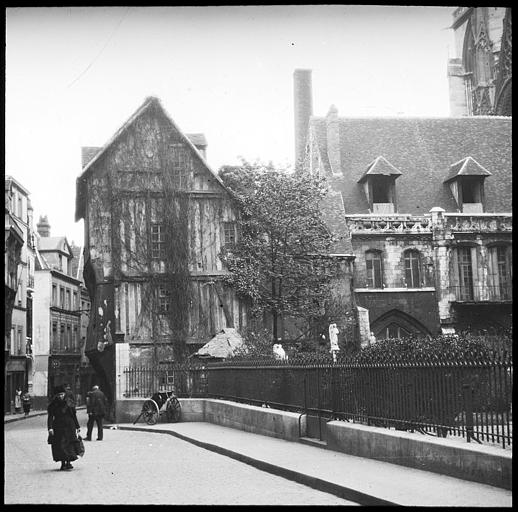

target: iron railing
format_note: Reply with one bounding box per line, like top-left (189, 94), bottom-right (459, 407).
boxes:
top-left (122, 352), bottom-right (512, 448)
top-left (123, 364), bottom-right (207, 398)
top-left (449, 284), bottom-right (512, 302)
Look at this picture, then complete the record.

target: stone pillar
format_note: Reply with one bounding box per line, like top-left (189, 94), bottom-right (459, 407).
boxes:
top-left (447, 58), bottom-right (469, 117)
top-left (430, 207), bottom-right (453, 326)
top-left (115, 342), bottom-right (130, 400)
top-left (356, 306), bottom-right (371, 348)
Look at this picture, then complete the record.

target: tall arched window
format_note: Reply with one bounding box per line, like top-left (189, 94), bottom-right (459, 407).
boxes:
top-left (457, 246), bottom-right (474, 300)
top-left (404, 249), bottom-right (421, 288)
top-left (488, 245), bottom-right (512, 300)
top-left (365, 250), bottom-right (383, 288)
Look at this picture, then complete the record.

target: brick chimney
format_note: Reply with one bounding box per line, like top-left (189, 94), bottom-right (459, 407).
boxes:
top-left (293, 69), bottom-right (313, 171)
top-left (326, 104), bottom-right (342, 175)
top-left (37, 215), bottom-right (51, 237)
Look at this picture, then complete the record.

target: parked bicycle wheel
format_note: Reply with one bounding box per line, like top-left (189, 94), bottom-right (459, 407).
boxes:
top-left (166, 396), bottom-right (181, 423)
top-left (142, 399), bottom-right (160, 425)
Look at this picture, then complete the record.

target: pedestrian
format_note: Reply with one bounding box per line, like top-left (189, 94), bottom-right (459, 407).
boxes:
top-left (64, 383), bottom-right (76, 412)
top-left (85, 385), bottom-right (107, 441)
top-left (22, 390), bottom-right (32, 417)
top-left (47, 385), bottom-right (81, 471)
top-left (14, 388), bottom-right (22, 414)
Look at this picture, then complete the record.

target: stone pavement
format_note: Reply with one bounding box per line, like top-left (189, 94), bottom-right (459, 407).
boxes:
top-left (5, 410), bottom-right (356, 505)
top-left (5, 410), bottom-right (512, 506)
top-left (108, 420), bottom-right (512, 507)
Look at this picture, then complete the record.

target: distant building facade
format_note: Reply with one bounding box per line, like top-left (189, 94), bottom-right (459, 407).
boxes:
top-left (75, 97), bottom-right (249, 414)
top-left (448, 7), bottom-right (512, 116)
top-left (32, 217), bottom-right (84, 409)
top-left (4, 176), bottom-right (36, 412)
top-left (295, 70), bottom-right (512, 346)
top-left (70, 242), bottom-right (95, 404)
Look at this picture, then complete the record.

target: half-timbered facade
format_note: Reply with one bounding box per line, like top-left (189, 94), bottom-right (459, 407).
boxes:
top-left (75, 97), bottom-right (248, 406)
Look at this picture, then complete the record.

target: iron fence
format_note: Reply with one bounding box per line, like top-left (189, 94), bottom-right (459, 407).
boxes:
top-left (122, 364), bottom-right (207, 399)
top-left (122, 352), bottom-right (512, 448)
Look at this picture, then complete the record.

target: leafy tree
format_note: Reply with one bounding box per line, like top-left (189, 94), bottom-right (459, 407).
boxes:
top-left (219, 160), bottom-right (334, 342)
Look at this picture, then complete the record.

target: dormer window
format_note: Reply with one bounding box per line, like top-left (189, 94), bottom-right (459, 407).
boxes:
top-left (358, 156), bottom-right (402, 214)
top-left (444, 157), bottom-right (491, 213)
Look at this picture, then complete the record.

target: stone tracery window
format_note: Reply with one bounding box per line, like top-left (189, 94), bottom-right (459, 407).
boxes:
top-left (366, 250), bottom-right (383, 288)
top-left (404, 249), bottom-right (421, 288)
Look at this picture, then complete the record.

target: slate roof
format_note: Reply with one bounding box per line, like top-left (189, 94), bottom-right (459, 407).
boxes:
top-left (38, 236), bottom-right (71, 255)
top-left (194, 328), bottom-right (245, 359)
top-left (81, 147), bottom-right (102, 168)
top-left (186, 133), bottom-right (207, 148)
top-left (69, 244), bottom-right (84, 281)
top-left (310, 115), bottom-right (512, 214)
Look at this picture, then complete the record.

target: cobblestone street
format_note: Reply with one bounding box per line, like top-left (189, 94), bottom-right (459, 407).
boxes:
top-left (4, 410), bottom-right (356, 505)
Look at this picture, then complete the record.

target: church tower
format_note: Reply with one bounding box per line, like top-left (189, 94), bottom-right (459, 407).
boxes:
top-left (447, 7), bottom-right (511, 116)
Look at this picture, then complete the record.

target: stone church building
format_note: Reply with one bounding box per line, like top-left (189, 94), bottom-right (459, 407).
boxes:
top-left (294, 63), bottom-right (512, 344)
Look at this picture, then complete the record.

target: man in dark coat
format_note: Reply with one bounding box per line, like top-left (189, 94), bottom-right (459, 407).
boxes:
top-left (47, 385), bottom-right (81, 470)
top-left (85, 385), bottom-right (108, 441)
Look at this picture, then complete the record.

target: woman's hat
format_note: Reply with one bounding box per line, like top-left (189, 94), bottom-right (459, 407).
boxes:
top-left (53, 385), bottom-right (66, 395)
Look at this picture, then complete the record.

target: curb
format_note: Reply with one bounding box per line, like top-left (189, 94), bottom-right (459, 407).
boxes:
top-left (4, 406), bottom-right (87, 424)
top-left (112, 424), bottom-right (398, 506)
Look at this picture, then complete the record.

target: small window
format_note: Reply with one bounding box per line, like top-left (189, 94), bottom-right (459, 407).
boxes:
top-left (66, 289), bottom-right (71, 310)
top-left (60, 324), bottom-right (65, 350)
top-left (223, 222), bottom-right (237, 246)
top-left (151, 223), bottom-right (166, 260)
top-left (366, 250), bottom-right (383, 288)
top-left (158, 285), bottom-right (172, 314)
top-left (404, 250), bottom-right (421, 288)
top-left (372, 176), bottom-right (391, 203)
top-left (60, 287), bottom-right (65, 308)
top-left (52, 285), bottom-right (57, 306)
top-left (52, 322), bottom-right (58, 344)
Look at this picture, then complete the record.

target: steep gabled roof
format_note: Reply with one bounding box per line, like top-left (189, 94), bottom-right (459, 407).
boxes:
top-left (444, 156), bottom-right (492, 182)
top-left (75, 96), bottom-right (232, 221)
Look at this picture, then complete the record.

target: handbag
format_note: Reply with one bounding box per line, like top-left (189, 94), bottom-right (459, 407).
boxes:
top-left (75, 434), bottom-right (85, 457)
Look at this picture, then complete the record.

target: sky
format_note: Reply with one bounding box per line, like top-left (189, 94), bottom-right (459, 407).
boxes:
top-left (5, 5), bottom-right (456, 245)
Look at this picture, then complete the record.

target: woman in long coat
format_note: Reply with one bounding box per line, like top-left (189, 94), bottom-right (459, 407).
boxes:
top-left (47, 385), bottom-right (81, 470)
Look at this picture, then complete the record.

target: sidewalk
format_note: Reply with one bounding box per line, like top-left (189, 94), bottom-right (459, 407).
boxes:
top-left (106, 420), bottom-right (512, 507)
top-left (4, 406), bottom-right (86, 424)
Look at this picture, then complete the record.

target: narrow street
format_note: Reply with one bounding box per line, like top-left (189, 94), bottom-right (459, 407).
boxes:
top-left (4, 410), bottom-right (357, 505)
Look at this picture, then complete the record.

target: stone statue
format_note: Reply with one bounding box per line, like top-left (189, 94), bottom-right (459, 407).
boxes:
top-left (329, 323), bottom-right (340, 362)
